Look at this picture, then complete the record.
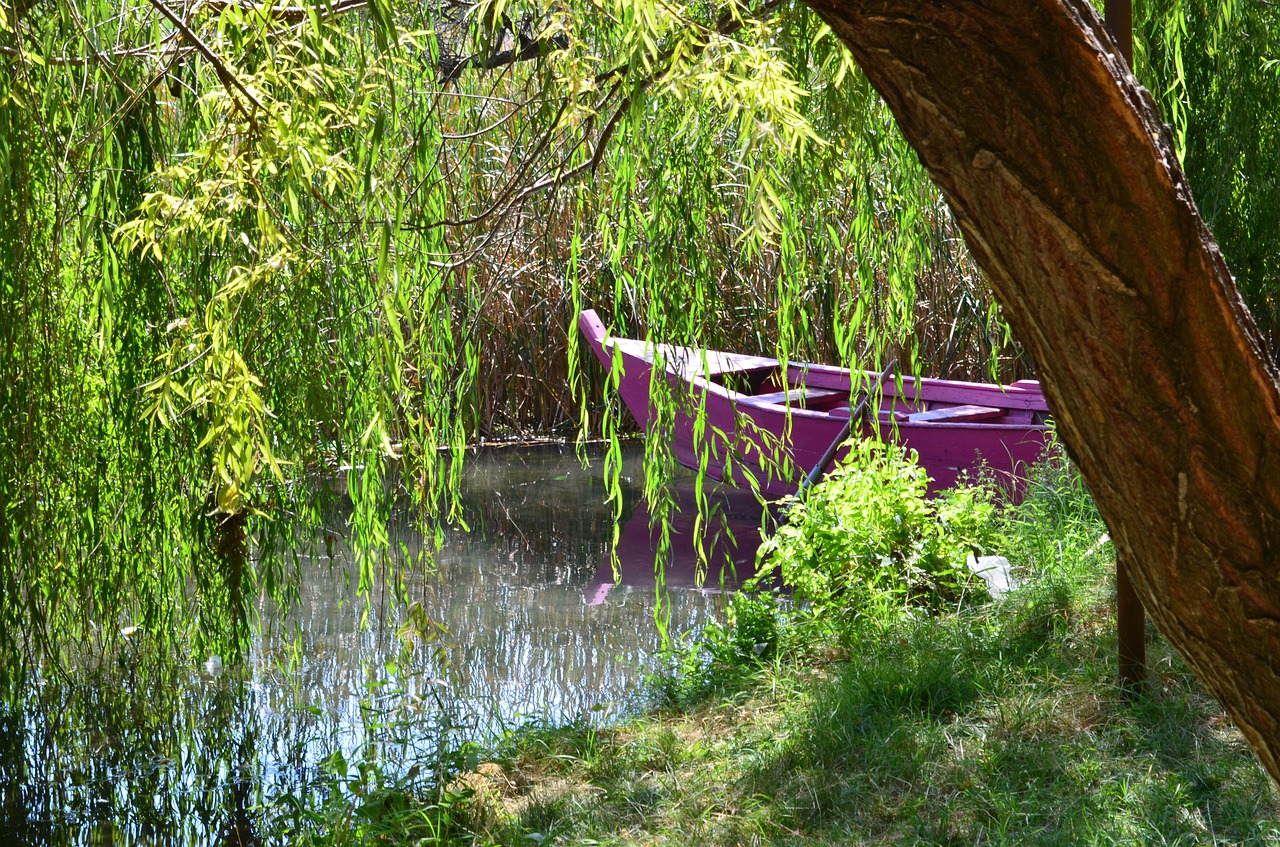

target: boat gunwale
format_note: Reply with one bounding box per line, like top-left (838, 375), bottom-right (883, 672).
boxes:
top-left (596, 336), bottom-right (1049, 426)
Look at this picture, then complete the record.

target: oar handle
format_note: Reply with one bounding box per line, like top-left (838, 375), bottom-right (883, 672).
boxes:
top-left (797, 358), bottom-right (898, 495)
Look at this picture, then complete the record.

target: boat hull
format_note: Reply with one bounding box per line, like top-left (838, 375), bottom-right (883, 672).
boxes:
top-left (578, 310), bottom-right (1050, 498)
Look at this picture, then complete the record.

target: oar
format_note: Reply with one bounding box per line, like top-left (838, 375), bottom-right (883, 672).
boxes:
top-left (796, 358), bottom-right (898, 496)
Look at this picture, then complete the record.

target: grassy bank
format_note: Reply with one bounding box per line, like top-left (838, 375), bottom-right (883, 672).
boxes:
top-left (280, 448), bottom-right (1280, 846)
top-left (478, 601), bottom-right (1279, 844)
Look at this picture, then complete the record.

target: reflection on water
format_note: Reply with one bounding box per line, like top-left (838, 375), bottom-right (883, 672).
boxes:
top-left (0, 444), bottom-right (768, 845)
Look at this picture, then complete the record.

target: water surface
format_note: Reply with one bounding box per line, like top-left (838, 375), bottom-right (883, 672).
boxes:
top-left (1, 444), bottom-right (767, 845)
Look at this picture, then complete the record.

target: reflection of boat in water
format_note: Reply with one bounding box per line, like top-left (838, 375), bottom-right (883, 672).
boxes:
top-left (578, 309), bottom-right (1051, 498)
top-left (585, 486), bottom-right (774, 606)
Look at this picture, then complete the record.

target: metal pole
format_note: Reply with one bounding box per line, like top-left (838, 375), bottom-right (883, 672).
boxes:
top-left (1105, 0), bottom-right (1134, 62)
top-left (1105, 0), bottom-right (1147, 692)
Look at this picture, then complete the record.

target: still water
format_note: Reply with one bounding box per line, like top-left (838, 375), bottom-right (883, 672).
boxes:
top-left (1, 445), bottom-right (768, 845)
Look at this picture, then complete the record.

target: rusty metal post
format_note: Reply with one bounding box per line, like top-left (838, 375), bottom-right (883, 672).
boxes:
top-left (1105, 0), bottom-right (1134, 62)
top-left (1105, 0), bottom-right (1147, 692)
top-left (1117, 559), bottom-right (1147, 690)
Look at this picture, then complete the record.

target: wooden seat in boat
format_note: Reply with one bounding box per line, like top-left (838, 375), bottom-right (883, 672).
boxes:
top-left (751, 387), bottom-right (842, 406)
top-left (907, 404), bottom-right (1003, 423)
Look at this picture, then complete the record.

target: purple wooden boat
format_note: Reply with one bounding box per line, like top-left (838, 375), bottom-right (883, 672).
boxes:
top-left (578, 309), bottom-right (1051, 498)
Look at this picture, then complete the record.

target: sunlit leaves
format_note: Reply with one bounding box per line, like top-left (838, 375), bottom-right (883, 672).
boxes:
top-left (757, 439), bottom-right (999, 616)
top-left (1137, 0), bottom-right (1280, 344)
top-left (112, 9), bottom-right (379, 513)
top-left (6, 0), bottom-right (1268, 679)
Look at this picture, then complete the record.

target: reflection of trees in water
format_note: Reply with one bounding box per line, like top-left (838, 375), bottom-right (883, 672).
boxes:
top-left (415, 444), bottom-right (730, 724)
top-left (0, 664), bottom-right (271, 847)
top-left (0, 444), bottom-right (738, 845)
top-left (0, 642), bottom-right (471, 846)
top-left (449, 444), bottom-right (647, 582)
top-left (436, 583), bottom-right (721, 724)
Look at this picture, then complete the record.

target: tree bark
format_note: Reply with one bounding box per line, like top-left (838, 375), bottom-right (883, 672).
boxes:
top-left (804, 0), bottom-right (1280, 781)
top-left (1103, 0), bottom-right (1147, 694)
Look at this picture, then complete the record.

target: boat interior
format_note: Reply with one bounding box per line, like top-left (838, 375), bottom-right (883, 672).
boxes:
top-left (619, 336), bottom-right (1048, 427)
top-left (707, 362), bottom-right (1045, 426)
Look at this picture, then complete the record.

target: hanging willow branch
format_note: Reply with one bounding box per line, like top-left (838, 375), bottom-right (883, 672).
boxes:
top-left (0, 0), bottom-right (1265, 684)
top-left (0, 40), bottom-right (189, 64)
top-left (408, 0), bottom-right (797, 241)
top-left (147, 0), bottom-right (263, 116)
top-left (202, 0), bottom-right (369, 20)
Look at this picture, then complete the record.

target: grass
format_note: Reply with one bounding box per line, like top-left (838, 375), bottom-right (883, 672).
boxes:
top-left (276, 449), bottom-right (1280, 845)
top-left (448, 454), bottom-right (1280, 846)
top-left (468, 612), bottom-right (1278, 845)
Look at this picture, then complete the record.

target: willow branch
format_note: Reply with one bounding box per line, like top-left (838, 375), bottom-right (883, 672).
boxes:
top-left (202, 0), bottom-right (368, 20)
top-left (147, 0), bottom-right (264, 117)
top-left (59, 0), bottom-right (137, 97)
top-left (0, 40), bottom-right (188, 66)
top-left (416, 97), bottom-right (629, 272)
top-left (439, 24), bottom-right (570, 84)
top-left (506, 90), bottom-right (633, 204)
top-left (408, 0), bottom-right (783, 237)
top-left (595, 0), bottom-right (784, 86)
top-left (407, 96), bottom-right (574, 233)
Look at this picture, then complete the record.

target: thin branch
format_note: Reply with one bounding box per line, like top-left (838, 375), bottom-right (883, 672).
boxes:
top-left (415, 96), bottom-right (627, 272)
top-left (202, 0), bottom-right (369, 21)
top-left (595, 0), bottom-right (784, 86)
top-left (412, 0), bottom-right (786, 235)
top-left (0, 39), bottom-right (189, 65)
top-left (506, 89), bottom-right (634, 205)
top-left (66, 0), bottom-right (138, 98)
top-left (411, 96), bottom-right (574, 231)
top-left (440, 95), bottom-right (537, 140)
top-left (439, 19), bottom-right (570, 84)
top-left (147, 0), bottom-right (264, 117)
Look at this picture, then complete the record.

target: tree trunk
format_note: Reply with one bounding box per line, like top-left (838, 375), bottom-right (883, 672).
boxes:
top-left (804, 0), bottom-right (1280, 782)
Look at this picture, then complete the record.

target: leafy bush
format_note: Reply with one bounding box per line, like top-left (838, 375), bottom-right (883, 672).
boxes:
top-left (755, 439), bottom-right (1000, 619)
top-left (663, 440), bottom-right (1010, 705)
top-left (656, 591), bottom-right (782, 707)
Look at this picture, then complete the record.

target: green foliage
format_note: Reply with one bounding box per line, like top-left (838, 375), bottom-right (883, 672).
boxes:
top-left (1135, 0), bottom-right (1280, 349)
top-left (662, 442), bottom-right (1005, 707)
top-left (694, 590), bottom-right (782, 669)
top-left (660, 590), bottom-right (781, 706)
top-left (271, 746), bottom-right (480, 847)
top-left (470, 450), bottom-right (1280, 846)
top-left (0, 0), bottom-right (1022, 677)
top-left (756, 439), bottom-right (999, 618)
top-left (0, 0), bottom-right (457, 672)
top-left (1, 0), bottom-right (1278, 694)
top-left (723, 590), bottom-right (781, 661)
top-left (265, 671), bottom-right (485, 847)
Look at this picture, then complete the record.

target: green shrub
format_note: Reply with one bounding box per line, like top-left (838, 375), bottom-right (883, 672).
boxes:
top-left (755, 439), bottom-right (1000, 620)
top-left (657, 591), bottom-right (782, 707)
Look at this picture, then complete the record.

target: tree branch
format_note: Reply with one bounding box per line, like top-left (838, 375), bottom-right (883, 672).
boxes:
top-left (0, 39), bottom-right (188, 66)
top-left (595, 0), bottom-right (784, 86)
top-left (417, 0), bottom-right (786, 235)
top-left (148, 0), bottom-right (263, 117)
top-left (438, 15), bottom-right (570, 84)
top-left (201, 0), bottom-right (369, 19)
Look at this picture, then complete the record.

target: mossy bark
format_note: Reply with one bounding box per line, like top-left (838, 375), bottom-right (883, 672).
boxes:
top-left (805, 0), bottom-right (1280, 782)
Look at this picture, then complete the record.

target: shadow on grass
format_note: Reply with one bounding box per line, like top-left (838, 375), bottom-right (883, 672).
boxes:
top-left (738, 587), bottom-right (1280, 846)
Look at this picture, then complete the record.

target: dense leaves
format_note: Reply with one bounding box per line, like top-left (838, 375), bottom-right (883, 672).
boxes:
top-left (0, 0), bottom-right (1275, 675)
top-left (757, 439), bottom-right (999, 617)
top-left (0, 0), bottom-right (1002, 675)
top-left (1137, 0), bottom-right (1280, 349)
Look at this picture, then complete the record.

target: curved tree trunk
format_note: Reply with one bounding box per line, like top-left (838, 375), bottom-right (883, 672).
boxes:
top-left (804, 0), bottom-right (1280, 782)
